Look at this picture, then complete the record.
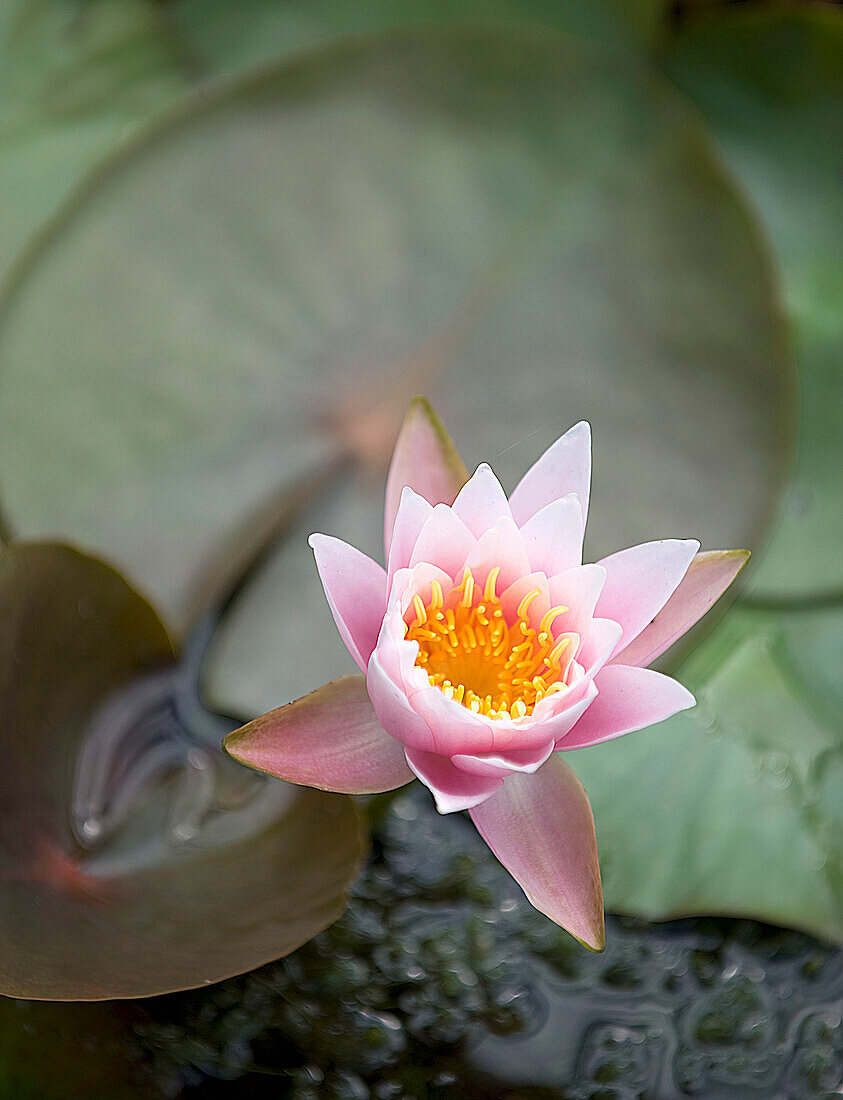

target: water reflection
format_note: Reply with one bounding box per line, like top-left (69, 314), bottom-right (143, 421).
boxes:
top-left (138, 787), bottom-right (843, 1098)
top-left (70, 665), bottom-right (294, 878)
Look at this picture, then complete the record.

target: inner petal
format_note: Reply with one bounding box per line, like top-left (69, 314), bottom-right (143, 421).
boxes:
top-left (405, 566), bottom-right (579, 721)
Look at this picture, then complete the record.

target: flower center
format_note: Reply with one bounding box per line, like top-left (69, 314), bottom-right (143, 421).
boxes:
top-left (405, 566), bottom-right (573, 719)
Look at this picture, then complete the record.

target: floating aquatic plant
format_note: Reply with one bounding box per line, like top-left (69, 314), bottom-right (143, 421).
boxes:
top-left (226, 399), bottom-right (748, 948)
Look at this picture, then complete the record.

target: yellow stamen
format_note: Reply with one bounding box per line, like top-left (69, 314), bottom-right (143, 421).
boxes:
top-left (412, 595), bottom-right (427, 626)
top-left (516, 589), bottom-right (542, 620)
top-left (539, 606), bottom-right (568, 634)
top-left (404, 565), bottom-right (575, 720)
top-left (547, 636), bottom-right (571, 669)
top-left (460, 571), bottom-right (475, 608)
top-left (484, 567), bottom-right (501, 603)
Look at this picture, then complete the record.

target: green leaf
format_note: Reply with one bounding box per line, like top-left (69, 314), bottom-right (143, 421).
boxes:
top-left (168, 0), bottom-right (636, 75)
top-left (663, 6), bottom-right (843, 601)
top-left (570, 1), bottom-right (843, 947)
top-left (0, 543), bottom-right (366, 1000)
top-left (0, 29), bottom-right (793, 719)
top-left (572, 605), bottom-right (843, 943)
top-left (0, 0), bottom-right (185, 266)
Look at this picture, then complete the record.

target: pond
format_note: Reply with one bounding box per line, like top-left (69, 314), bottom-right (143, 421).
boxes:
top-left (133, 786), bottom-right (843, 1098)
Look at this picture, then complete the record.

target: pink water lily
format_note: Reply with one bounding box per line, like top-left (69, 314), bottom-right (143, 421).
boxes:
top-left (225, 399), bottom-right (748, 949)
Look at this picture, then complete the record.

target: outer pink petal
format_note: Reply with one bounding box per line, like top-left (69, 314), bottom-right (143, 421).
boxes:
top-left (558, 664), bottom-right (695, 750)
top-left (452, 463), bottom-right (513, 537)
top-left (613, 549), bottom-right (750, 668)
top-left (367, 647), bottom-right (437, 752)
top-left (452, 740), bottom-right (555, 778)
top-left (509, 421), bottom-right (592, 527)
top-left (470, 756), bottom-right (604, 949)
top-left (595, 539), bottom-right (700, 658)
top-left (405, 747), bottom-right (503, 813)
top-left (224, 676), bottom-right (413, 794)
top-left (519, 494), bottom-right (584, 575)
top-left (384, 396), bottom-right (468, 557)
top-left (309, 533), bottom-right (387, 672)
top-left (409, 503), bottom-right (476, 577)
top-left (387, 487), bottom-right (433, 581)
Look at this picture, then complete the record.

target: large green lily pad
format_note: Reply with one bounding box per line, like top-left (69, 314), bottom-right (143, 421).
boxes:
top-left (573, 603), bottom-right (843, 943)
top-left (0, 543), bottom-right (365, 1000)
top-left (0, 29), bottom-right (793, 718)
top-left (168, 0), bottom-right (635, 74)
top-left (663, 6), bottom-right (843, 601)
top-left (0, 0), bottom-right (184, 267)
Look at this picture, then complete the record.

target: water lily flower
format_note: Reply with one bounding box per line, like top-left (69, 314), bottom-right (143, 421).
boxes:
top-left (226, 399), bottom-right (748, 949)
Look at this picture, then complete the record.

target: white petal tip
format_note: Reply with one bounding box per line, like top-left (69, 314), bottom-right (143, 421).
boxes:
top-left (679, 686), bottom-right (697, 710)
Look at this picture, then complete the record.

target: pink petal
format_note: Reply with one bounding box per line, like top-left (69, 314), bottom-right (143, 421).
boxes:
top-left (595, 539), bottom-right (700, 658)
top-left (405, 747), bottom-right (503, 813)
top-left (499, 572), bottom-right (551, 625)
top-left (576, 617), bottom-right (624, 678)
top-left (613, 549), bottom-right (750, 668)
top-left (384, 396), bottom-right (468, 557)
top-left (558, 664), bottom-right (695, 750)
top-left (387, 487), bottom-right (433, 580)
top-left (509, 421), bottom-right (592, 527)
top-left (519, 494), bottom-right (584, 575)
top-left (408, 683), bottom-right (496, 755)
top-left (224, 676), bottom-right (413, 794)
top-left (452, 740), bottom-right (555, 778)
top-left (452, 463), bottom-right (513, 537)
top-left (409, 503), bottom-right (476, 577)
top-left (309, 533), bottom-right (387, 672)
top-left (367, 647), bottom-right (438, 753)
top-left (409, 683), bottom-right (568, 754)
top-left (470, 756), bottom-right (604, 949)
top-left (542, 679), bottom-right (599, 745)
top-left (463, 516), bottom-right (532, 591)
top-left (548, 564), bottom-right (607, 640)
top-left (388, 562), bottom-right (454, 619)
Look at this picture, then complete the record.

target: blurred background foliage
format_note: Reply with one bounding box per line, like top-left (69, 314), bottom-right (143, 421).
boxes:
top-left (0, 0), bottom-right (840, 1091)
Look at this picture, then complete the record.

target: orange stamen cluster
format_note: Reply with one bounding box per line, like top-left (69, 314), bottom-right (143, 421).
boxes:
top-left (405, 566), bottom-right (573, 719)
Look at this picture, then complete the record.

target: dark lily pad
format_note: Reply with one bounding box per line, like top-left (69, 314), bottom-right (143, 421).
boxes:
top-left (572, 603), bottom-right (843, 943)
top-left (0, 543), bottom-right (365, 1000)
top-left (0, 0), bottom-right (184, 266)
top-left (0, 29), bottom-right (794, 719)
top-left (663, 6), bottom-right (843, 601)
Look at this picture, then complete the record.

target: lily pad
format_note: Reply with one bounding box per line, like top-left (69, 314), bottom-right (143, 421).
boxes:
top-left (0, 0), bottom-right (184, 267)
top-left (0, 543), bottom-right (365, 1000)
top-left (168, 0), bottom-right (635, 74)
top-left (0, 29), bottom-right (793, 718)
top-left (663, 6), bottom-right (843, 601)
top-left (572, 604), bottom-right (843, 943)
